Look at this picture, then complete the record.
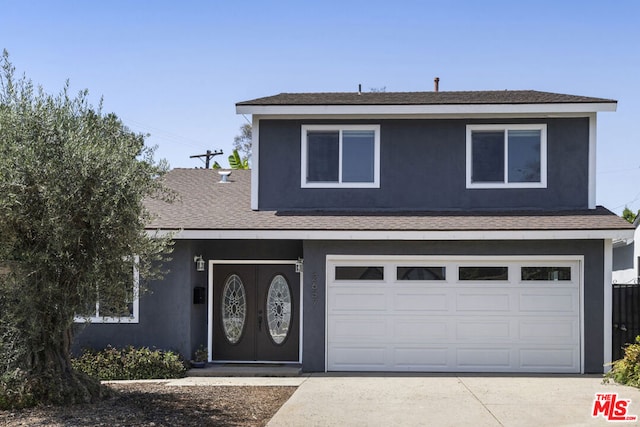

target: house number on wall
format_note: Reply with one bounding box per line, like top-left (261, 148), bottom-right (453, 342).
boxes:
top-left (311, 272), bottom-right (318, 306)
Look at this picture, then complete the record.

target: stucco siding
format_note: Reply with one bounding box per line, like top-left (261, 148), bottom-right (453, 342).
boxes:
top-left (73, 240), bottom-right (195, 359)
top-left (258, 118), bottom-right (589, 211)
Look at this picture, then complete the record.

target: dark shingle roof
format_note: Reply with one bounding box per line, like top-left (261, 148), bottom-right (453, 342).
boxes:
top-left (145, 169), bottom-right (631, 233)
top-left (236, 91), bottom-right (616, 107)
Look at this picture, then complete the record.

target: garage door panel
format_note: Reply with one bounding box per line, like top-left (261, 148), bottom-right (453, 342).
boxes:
top-left (456, 320), bottom-right (511, 340)
top-left (331, 346), bottom-right (387, 369)
top-left (519, 292), bottom-right (578, 313)
top-left (329, 317), bottom-right (388, 341)
top-left (519, 348), bottom-right (579, 370)
top-left (394, 319), bottom-right (449, 340)
top-left (456, 348), bottom-right (512, 369)
top-left (330, 291), bottom-right (387, 311)
top-left (456, 293), bottom-right (511, 311)
top-left (327, 258), bottom-right (581, 373)
top-left (519, 319), bottom-right (579, 342)
top-left (393, 347), bottom-right (449, 369)
top-left (394, 292), bottom-right (449, 311)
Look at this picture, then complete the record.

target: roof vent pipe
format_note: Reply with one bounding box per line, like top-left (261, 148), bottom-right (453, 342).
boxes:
top-left (434, 77), bottom-right (440, 92)
top-left (218, 170), bottom-right (231, 183)
top-left (358, 84), bottom-right (362, 95)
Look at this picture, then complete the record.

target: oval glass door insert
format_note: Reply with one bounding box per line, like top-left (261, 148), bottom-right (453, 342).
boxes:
top-left (222, 274), bottom-right (246, 344)
top-left (266, 274), bottom-right (292, 344)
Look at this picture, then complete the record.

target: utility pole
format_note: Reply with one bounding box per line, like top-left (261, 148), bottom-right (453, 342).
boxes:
top-left (190, 149), bottom-right (223, 169)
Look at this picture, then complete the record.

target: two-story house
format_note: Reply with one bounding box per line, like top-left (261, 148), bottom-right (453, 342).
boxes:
top-left (74, 89), bottom-right (634, 374)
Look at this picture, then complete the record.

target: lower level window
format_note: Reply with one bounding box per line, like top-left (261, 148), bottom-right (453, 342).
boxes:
top-left (74, 257), bottom-right (140, 324)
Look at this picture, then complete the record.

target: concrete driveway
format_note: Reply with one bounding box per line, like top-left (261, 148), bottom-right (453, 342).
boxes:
top-left (267, 374), bottom-right (640, 426)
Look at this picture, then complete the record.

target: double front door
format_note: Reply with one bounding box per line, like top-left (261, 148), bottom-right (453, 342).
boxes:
top-left (213, 264), bottom-right (299, 362)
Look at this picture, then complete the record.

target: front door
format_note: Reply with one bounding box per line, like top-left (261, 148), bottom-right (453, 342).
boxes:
top-left (213, 264), bottom-right (300, 361)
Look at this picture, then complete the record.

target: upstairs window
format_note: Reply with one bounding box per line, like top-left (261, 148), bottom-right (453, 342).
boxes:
top-left (301, 125), bottom-right (380, 188)
top-left (466, 124), bottom-right (547, 189)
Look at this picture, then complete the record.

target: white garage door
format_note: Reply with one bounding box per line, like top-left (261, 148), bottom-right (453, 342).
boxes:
top-left (327, 256), bottom-right (582, 373)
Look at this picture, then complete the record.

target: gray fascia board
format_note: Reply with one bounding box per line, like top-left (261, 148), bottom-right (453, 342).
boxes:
top-left (236, 103), bottom-right (617, 116)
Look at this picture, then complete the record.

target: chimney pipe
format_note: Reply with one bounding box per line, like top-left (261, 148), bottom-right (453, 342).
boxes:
top-left (358, 83), bottom-right (362, 95)
top-left (434, 77), bottom-right (440, 92)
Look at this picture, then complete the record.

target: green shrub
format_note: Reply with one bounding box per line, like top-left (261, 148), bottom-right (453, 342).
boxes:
top-left (72, 346), bottom-right (186, 380)
top-left (605, 336), bottom-right (640, 387)
top-left (0, 369), bottom-right (35, 409)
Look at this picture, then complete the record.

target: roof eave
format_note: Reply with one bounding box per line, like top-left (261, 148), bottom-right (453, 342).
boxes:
top-left (149, 228), bottom-right (634, 241)
top-left (236, 102), bottom-right (617, 116)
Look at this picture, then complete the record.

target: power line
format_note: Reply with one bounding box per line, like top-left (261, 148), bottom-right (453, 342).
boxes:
top-left (190, 150), bottom-right (223, 169)
top-left (612, 190), bottom-right (640, 211)
top-left (121, 117), bottom-right (211, 150)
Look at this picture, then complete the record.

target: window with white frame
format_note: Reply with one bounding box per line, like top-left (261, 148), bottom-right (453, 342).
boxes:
top-left (466, 124), bottom-right (547, 188)
top-left (74, 257), bottom-right (140, 324)
top-left (301, 124), bottom-right (380, 188)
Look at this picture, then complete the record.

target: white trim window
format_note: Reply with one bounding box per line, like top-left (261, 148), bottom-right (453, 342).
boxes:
top-left (466, 124), bottom-right (547, 189)
top-left (74, 257), bottom-right (140, 324)
top-left (301, 124), bottom-right (380, 188)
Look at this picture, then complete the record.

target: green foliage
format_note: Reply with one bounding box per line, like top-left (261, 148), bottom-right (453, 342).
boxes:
top-left (228, 148), bottom-right (249, 169)
top-left (623, 206), bottom-right (638, 224)
top-left (605, 336), bottom-right (640, 387)
top-left (72, 346), bottom-right (186, 380)
top-left (0, 50), bottom-right (174, 406)
top-left (233, 123), bottom-right (252, 162)
top-left (0, 370), bottom-right (35, 410)
top-left (193, 345), bottom-right (208, 362)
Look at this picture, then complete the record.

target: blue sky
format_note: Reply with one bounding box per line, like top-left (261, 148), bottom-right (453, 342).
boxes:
top-left (1, 0), bottom-right (638, 214)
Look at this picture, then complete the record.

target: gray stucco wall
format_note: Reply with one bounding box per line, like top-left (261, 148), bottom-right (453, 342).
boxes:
top-left (258, 118), bottom-right (589, 211)
top-left (73, 239), bottom-right (303, 361)
top-left (73, 240), bottom-right (195, 359)
top-left (301, 240), bottom-right (605, 373)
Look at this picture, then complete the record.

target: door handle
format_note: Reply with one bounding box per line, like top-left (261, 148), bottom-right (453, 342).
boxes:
top-left (258, 310), bottom-right (263, 331)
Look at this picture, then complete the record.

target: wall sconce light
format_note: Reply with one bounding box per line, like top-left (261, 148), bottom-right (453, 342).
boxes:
top-left (194, 255), bottom-right (205, 272)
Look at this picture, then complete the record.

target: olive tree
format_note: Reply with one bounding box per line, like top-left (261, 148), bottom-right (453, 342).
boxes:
top-left (0, 51), bottom-right (173, 407)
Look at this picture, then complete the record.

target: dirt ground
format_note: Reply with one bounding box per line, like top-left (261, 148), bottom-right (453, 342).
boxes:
top-left (0, 382), bottom-right (296, 427)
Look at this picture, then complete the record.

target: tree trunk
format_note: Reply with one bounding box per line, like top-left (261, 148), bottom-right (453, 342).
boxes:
top-left (26, 325), bottom-right (105, 406)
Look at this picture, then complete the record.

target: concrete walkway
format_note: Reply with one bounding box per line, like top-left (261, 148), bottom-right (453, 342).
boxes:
top-left (165, 376), bottom-right (308, 387)
top-left (266, 374), bottom-right (640, 427)
top-left (105, 374), bottom-right (640, 425)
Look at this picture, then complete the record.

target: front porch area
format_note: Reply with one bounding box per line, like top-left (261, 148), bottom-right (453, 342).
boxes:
top-left (187, 363), bottom-right (302, 377)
